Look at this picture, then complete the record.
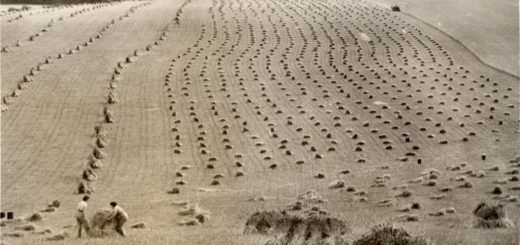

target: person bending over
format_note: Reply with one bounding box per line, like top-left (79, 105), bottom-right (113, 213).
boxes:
top-left (106, 201), bottom-right (128, 237)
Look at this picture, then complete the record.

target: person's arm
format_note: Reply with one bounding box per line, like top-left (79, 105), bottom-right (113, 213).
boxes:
top-left (106, 209), bottom-right (117, 220)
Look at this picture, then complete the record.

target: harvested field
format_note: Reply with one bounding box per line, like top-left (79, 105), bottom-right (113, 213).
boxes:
top-left (369, 0), bottom-right (520, 77)
top-left (1, 0), bottom-right (519, 244)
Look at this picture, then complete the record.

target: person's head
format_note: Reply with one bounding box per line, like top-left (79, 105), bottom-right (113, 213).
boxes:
top-left (83, 195), bottom-right (90, 202)
top-left (110, 201), bottom-right (117, 208)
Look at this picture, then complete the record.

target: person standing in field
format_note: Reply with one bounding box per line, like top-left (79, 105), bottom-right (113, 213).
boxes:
top-left (76, 195), bottom-right (90, 238)
top-left (106, 201), bottom-right (128, 237)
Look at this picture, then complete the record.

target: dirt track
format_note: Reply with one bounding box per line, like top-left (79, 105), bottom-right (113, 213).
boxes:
top-left (1, 0), bottom-right (519, 244)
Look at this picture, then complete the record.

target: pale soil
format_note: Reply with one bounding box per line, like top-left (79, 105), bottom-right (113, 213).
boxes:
top-left (368, 0), bottom-right (520, 77)
top-left (1, 0), bottom-right (519, 244)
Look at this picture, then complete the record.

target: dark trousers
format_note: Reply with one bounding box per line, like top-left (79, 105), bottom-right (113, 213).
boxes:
top-left (77, 215), bottom-right (90, 237)
top-left (115, 215), bottom-right (127, 236)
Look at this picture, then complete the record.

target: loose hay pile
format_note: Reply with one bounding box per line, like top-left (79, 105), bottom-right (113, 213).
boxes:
top-left (298, 190), bottom-right (326, 204)
top-left (244, 210), bottom-right (349, 245)
top-left (177, 204), bottom-right (210, 226)
top-left (89, 209), bottom-right (118, 237)
top-left (353, 223), bottom-right (427, 245)
top-left (46, 232), bottom-right (68, 241)
top-left (473, 202), bottom-right (514, 228)
top-left (26, 212), bottom-right (43, 222)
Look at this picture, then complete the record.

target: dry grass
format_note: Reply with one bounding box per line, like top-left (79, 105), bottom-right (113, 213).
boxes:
top-left (473, 202), bottom-right (514, 229)
top-left (89, 209), bottom-right (118, 238)
top-left (0, 0), bottom-right (518, 244)
top-left (353, 223), bottom-right (427, 245)
top-left (244, 210), bottom-right (349, 245)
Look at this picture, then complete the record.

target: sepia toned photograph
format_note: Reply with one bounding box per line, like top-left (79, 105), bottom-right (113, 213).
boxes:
top-left (1, 0), bottom-right (518, 244)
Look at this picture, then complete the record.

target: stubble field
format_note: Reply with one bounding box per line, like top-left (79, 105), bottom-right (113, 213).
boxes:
top-left (1, 0), bottom-right (519, 244)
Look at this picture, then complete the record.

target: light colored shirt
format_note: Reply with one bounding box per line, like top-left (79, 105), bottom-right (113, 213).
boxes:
top-left (76, 201), bottom-right (87, 217)
top-left (108, 205), bottom-right (128, 221)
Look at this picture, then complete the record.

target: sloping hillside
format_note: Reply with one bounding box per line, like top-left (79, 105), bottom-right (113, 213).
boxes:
top-left (369, 0), bottom-right (519, 76)
top-left (1, 0), bottom-right (518, 244)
